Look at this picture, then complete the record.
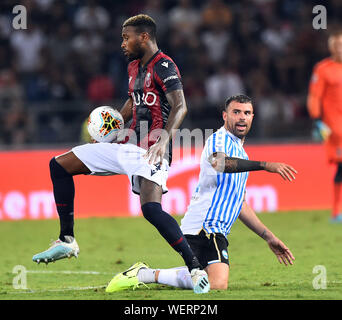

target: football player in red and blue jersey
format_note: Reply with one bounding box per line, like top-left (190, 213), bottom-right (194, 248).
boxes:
top-left (33, 14), bottom-right (210, 294)
top-left (120, 15), bottom-right (185, 166)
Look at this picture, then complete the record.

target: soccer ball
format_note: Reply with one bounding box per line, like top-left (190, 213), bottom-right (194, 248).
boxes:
top-left (87, 106), bottom-right (124, 142)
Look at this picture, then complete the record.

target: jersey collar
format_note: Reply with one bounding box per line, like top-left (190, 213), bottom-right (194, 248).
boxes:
top-left (222, 126), bottom-right (244, 145)
top-left (140, 49), bottom-right (161, 69)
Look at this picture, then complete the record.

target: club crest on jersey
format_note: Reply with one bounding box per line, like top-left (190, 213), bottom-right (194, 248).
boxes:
top-left (145, 72), bottom-right (152, 87)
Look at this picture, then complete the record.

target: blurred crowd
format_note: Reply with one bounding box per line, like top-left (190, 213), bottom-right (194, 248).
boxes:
top-left (0, 0), bottom-right (340, 146)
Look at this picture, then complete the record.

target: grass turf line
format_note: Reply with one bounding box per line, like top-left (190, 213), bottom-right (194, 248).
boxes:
top-left (0, 210), bottom-right (341, 300)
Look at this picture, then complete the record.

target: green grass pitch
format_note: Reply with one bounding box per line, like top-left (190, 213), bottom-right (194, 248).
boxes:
top-left (0, 210), bottom-right (341, 300)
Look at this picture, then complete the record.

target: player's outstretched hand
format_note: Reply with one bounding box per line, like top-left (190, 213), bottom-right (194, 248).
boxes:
top-left (144, 138), bottom-right (168, 165)
top-left (264, 162), bottom-right (297, 182)
top-left (267, 236), bottom-right (295, 266)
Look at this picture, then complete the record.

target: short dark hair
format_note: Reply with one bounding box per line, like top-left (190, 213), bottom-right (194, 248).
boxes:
top-left (123, 14), bottom-right (157, 40)
top-left (225, 94), bottom-right (252, 110)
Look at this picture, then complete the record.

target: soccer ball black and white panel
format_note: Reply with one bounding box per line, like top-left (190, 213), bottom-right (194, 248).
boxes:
top-left (87, 106), bottom-right (124, 142)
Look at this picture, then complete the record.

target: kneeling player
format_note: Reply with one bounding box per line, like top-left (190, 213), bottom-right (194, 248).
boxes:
top-left (105, 95), bottom-right (296, 291)
top-left (109, 199), bottom-right (294, 292)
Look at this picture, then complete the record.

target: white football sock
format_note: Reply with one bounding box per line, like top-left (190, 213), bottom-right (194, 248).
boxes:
top-left (157, 266), bottom-right (193, 289)
top-left (137, 268), bottom-right (157, 283)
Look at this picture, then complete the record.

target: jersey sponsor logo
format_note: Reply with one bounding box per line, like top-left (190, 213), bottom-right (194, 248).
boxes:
top-left (132, 91), bottom-right (157, 106)
top-left (161, 61), bottom-right (169, 68)
top-left (145, 72), bottom-right (152, 87)
top-left (163, 75), bottom-right (178, 83)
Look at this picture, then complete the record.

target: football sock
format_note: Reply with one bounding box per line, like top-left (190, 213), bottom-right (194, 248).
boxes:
top-left (141, 202), bottom-right (202, 271)
top-left (157, 267), bottom-right (193, 289)
top-left (137, 268), bottom-right (157, 284)
top-left (332, 183), bottom-right (342, 218)
top-left (49, 157), bottom-right (75, 241)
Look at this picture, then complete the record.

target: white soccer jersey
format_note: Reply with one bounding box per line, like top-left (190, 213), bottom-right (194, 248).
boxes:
top-left (180, 126), bottom-right (249, 236)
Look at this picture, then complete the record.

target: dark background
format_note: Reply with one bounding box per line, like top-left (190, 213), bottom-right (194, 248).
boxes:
top-left (0, 0), bottom-right (339, 148)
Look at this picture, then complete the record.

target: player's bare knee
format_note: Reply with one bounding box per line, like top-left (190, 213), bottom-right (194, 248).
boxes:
top-left (52, 154), bottom-right (70, 172)
top-left (49, 157), bottom-right (74, 181)
top-left (206, 263), bottom-right (229, 290)
top-left (209, 280), bottom-right (228, 290)
top-left (207, 271), bottom-right (229, 290)
top-left (139, 178), bottom-right (162, 205)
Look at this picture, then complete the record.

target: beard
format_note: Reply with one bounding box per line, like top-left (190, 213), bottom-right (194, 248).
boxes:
top-left (125, 43), bottom-right (144, 62)
top-left (228, 123), bottom-right (251, 139)
top-left (235, 127), bottom-right (250, 139)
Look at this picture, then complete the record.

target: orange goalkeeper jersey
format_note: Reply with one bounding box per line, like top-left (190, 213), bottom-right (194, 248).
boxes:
top-left (308, 57), bottom-right (342, 136)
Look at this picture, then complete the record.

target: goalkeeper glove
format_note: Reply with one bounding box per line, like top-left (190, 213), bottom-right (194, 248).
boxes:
top-left (312, 119), bottom-right (331, 141)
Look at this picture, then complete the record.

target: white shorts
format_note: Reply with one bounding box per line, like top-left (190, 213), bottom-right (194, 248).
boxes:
top-left (72, 143), bottom-right (169, 194)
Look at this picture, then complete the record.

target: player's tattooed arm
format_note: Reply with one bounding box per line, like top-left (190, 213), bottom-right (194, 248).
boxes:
top-left (210, 152), bottom-right (297, 181)
top-left (224, 157), bottom-right (266, 173)
top-left (120, 97), bottom-right (133, 123)
top-left (210, 152), bottom-right (265, 173)
top-left (260, 229), bottom-right (268, 240)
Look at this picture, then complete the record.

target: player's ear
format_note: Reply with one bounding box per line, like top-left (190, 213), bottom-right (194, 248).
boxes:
top-left (140, 31), bottom-right (150, 43)
top-left (222, 110), bottom-right (227, 122)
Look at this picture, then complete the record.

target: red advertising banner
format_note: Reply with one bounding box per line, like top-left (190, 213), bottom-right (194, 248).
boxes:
top-left (0, 144), bottom-right (334, 220)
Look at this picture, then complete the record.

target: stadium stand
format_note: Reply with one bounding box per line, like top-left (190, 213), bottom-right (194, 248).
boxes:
top-left (0, 0), bottom-right (339, 146)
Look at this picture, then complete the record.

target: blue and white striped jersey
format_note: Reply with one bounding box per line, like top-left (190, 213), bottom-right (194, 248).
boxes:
top-left (180, 126), bottom-right (249, 237)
